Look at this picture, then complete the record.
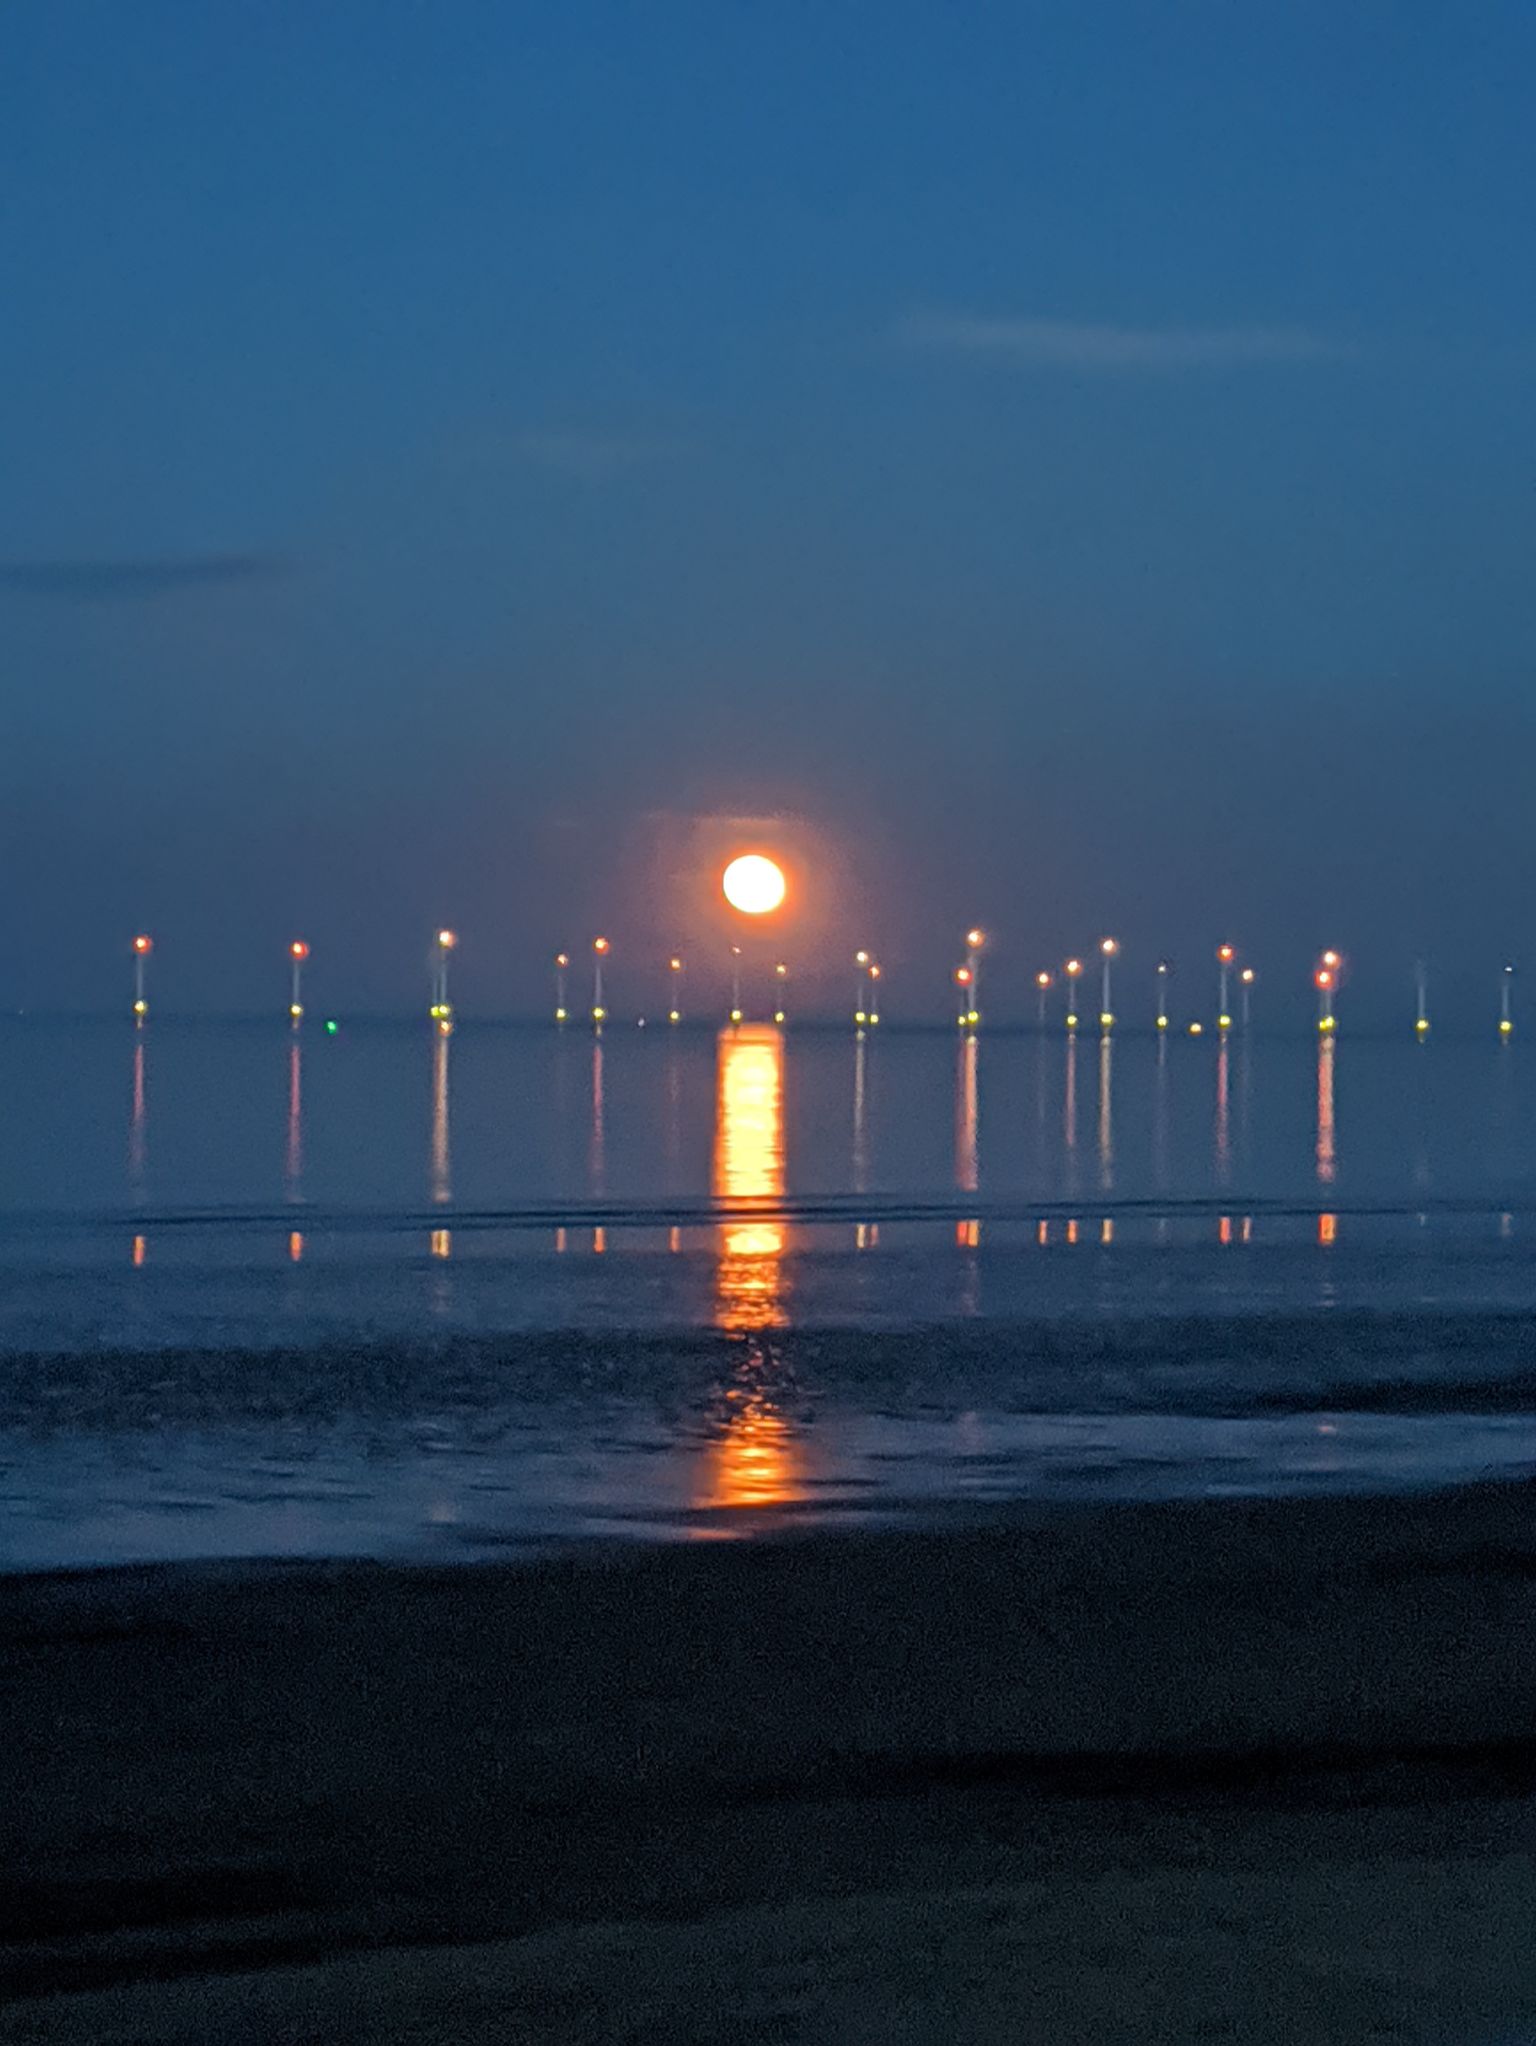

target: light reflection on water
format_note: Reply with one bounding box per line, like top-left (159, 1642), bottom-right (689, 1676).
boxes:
top-left (712, 1025), bottom-right (787, 1332)
top-left (705, 1025), bottom-right (801, 1512)
top-left (7, 1016), bottom-right (1536, 1312)
top-left (12, 1005), bottom-right (1536, 1566)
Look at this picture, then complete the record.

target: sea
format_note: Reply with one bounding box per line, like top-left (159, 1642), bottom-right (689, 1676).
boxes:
top-left (3, 1014), bottom-right (1535, 1570)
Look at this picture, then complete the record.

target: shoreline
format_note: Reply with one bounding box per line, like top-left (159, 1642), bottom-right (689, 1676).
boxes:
top-left (7, 1479), bottom-right (1536, 2033)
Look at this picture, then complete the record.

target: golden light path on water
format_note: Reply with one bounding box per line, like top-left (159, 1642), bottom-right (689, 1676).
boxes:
top-left (701, 1023), bottom-right (803, 1513)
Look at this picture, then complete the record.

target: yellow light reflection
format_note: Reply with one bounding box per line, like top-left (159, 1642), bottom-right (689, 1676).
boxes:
top-left (713, 1025), bottom-right (787, 1331)
top-left (430, 1227), bottom-right (452, 1259)
top-left (131, 1232), bottom-right (146, 1268)
top-left (288, 1230), bottom-right (304, 1264)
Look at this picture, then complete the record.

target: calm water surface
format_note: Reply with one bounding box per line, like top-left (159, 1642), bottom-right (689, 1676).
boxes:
top-left (3, 1018), bottom-right (1535, 1567)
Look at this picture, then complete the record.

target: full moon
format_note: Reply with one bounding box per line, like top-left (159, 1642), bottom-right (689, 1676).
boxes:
top-left (722, 853), bottom-right (787, 916)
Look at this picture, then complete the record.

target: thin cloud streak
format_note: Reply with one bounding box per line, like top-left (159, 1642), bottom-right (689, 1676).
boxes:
top-left (898, 312), bottom-right (1347, 369)
top-left (0, 555), bottom-right (288, 601)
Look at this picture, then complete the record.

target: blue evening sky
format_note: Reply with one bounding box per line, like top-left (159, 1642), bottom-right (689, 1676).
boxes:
top-left (3, 2), bottom-right (1533, 1018)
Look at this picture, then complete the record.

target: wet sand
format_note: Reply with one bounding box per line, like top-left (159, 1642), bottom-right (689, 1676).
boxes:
top-left (6, 1482), bottom-right (1536, 2039)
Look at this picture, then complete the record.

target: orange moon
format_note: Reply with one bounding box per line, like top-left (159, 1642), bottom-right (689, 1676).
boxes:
top-left (722, 854), bottom-right (787, 915)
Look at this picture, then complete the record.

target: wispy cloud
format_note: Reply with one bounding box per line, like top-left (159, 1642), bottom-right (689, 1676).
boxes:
top-left (0, 554), bottom-right (287, 601)
top-left (897, 312), bottom-right (1346, 370)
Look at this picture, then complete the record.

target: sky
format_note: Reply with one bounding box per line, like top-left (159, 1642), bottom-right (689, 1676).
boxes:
top-left (3, 1), bottom-right (1534, 1023)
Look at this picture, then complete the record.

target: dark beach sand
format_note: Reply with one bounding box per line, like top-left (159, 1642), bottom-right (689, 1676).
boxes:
top-left (6, 1482), bottom-right (1536, 2040)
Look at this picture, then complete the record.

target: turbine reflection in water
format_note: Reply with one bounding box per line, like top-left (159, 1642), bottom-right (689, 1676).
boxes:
top-left (954, 1030), bottom-right (980, 1250)
top-left (430, 1029), bottom-right (452, 1261)
top-left (128, 1037), bottom-right (147, 1192)
top-left (1214, 1036), bottom-right (1231, 1185)
top-left (588, 1037), bottom-right (606, 1203)
top-left (1316, 1034), bottom-right (1338, 1247)
top-left (285, 1040), bottom-right (304, 1198)
top-left (128, 1037), bottom-right (148, 1266)
top-left (852, 1032), bottom-right (870, 1195)
top-left (1097, 1032), bottom-right (1114, 1192)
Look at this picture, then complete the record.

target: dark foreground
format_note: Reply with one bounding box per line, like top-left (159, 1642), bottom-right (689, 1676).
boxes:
top-left (6, 1483), bottom-right (1536, 2041)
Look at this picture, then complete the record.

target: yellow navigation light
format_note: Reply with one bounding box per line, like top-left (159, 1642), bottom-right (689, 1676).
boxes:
top-left (1100, 937), bottom-right (1118, 956)
top-left (593, 936), bottom-right (610, 954)
top-left (1156, 1015), bottom-right (1169, 1029)
top-left (966, 929), bottom-right (985, 949)
top-left (1065, 1012), bottom-right (1078, 1029)
top-left (1218, 1013), bottom-right (1232, 1029)
top-left (290, 1003), bottom-right (304, 1020)
top-left (132, 998), bottom-right (148, 1016)
top-left (1500, 1017), bottom-right (1514, 1035)
top-left (592, 1005), bottom-right (607, 1021)
top-left (1415, 1018), bottom-right (1430, 1033)
top-left (1099, 1012), bottom-right (1114, 1028)
top-left (555, 1007), bottom-right (568, 1022)
top-left (437, 929), bottom-right (456, 949)
top-left (1188, 1021), bottom-right (1204, 1036)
